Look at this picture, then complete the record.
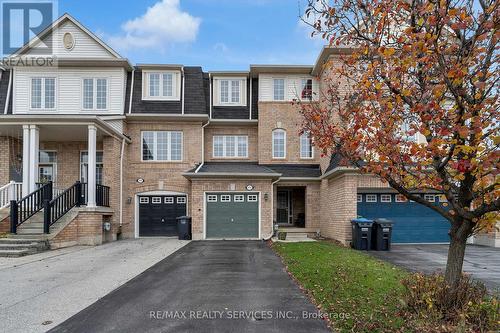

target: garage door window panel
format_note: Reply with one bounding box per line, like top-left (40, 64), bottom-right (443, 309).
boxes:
top-left (366, 194), bottom-right (377, 202)
top-left (234, 195), bottom-right (245, 202)
top-left (165, 197), bottom-right (174, 204)
top-left (207, 195), bottom-right (217, 202)
top-left (248, 195), bottom-right (258, 202)
top-left (221, 195), bottom-right (231, 202)
top-left (177, 197), bottom-right (186, 204)
top-left (381, 194), bottom-right (392, 202)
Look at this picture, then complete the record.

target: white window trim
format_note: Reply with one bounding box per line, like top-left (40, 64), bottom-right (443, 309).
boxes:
top-left (300, 132), bottom-right (314, 159)
top-left (214, 77), bottom-right (246, 106)
top-left (141, 131), bottom-right (183, 162)
top-left (272, 129), bottom-right (287, 159)
top-left (207, 195), bottom-right (218, 202)
top-left (424, 194), bottom-right (436, 202)
top-left (165, 197), bottom-right (174, 204)
top-left (79, 150), bottom-right (104, 184)
top-left (381, 194), bottom-right (392, 202)
top-left (212, 135), bottom-right (248, 158)
top-left (142, 70), bottom-right (181, 101)
top-left (234, 195), bottom-right (245, 202)
top-left (152, 197), bottom-right (162, 204)
top-left (220, 195), bottom-right (231, 202)
top-left (366, 194), bottom-right (377, 202)
top-left (81, 77), bottom-right (110, 111)
top-left (139, 197), bottom-right (149, 204)
top-left (177, 197), bottom-right (186, 204)
top-left (299, 77), bottom-right (314, 101)
top-left (247, 194), bottom-right (258, 202)
top-left (30, 77), bottom-right (57, 111)
top-left (272, 78), bottom-right (286, 101)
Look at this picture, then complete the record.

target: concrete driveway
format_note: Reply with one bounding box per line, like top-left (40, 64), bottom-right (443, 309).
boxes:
top-left (0, 238), bottom-right (188, 333)
top-left (370, 244), bottom-right (500, 291)
top-left (50, 241), bottom-right (330, 333)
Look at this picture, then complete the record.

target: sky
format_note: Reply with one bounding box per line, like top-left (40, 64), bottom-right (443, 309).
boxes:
top-left (57, 0), bottom-right (324, 71)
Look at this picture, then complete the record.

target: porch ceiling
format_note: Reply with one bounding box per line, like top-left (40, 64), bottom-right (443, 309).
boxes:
top-left (0, 124), bottom-right (107, 141)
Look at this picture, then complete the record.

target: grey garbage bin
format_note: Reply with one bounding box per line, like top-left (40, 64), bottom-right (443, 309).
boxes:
top-left (177, 216), bottom-right (192, 240)
top-left (351, 218), bottom-right (374, 250)
top-left (372, 218), bottom-right (394, 251)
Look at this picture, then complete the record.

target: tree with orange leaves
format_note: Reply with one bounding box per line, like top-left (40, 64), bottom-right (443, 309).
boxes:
top-left (299, 0), bottom-right (499, 294)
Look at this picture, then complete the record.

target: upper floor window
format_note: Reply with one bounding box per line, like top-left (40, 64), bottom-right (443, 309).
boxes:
top-left (213, 135), bottom-right (248, 158)
top-left (83, 78), bottom-right (108, 110)
top-left (216, 78), bottom-right (246, 106)
top-left (31, 77), bottom-right (56, 109)
top-left (273, 79), bottom-right (285, 101)
top-left (301, 79), bottom-right (313, 100)
top-left (143, 71), bottom-right (180, 101)
top-left (300, 132), bottom-right (313, 159)
top-left (142, 131), bottom-right (183, 162)
top-left (272, 129), bottom-right (286, 159)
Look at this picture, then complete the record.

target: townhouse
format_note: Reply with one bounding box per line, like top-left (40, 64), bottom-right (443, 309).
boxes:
top-left (0, 14), bottom-right (497, 252)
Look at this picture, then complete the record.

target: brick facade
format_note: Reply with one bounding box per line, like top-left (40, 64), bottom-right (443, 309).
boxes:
top-left (189, 178), bottom-right (274, 240)
top-left (258, 102), bottom-right (321, 165)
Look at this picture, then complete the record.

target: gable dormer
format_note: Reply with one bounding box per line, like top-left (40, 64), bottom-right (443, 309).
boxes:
top-left (9, 14), bottom-right (132, 116)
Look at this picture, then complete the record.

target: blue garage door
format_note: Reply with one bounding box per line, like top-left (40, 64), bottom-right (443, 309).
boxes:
top-left (357, 193), bottom-right (450, 243)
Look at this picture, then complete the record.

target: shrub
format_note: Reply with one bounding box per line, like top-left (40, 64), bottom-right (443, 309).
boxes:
top-left (400, 273), bottom-right (499, 332)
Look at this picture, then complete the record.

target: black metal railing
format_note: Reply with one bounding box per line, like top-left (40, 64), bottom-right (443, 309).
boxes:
top-left (43, 181), bottom-right (84, 234)
top-left (80, 183), bottom-right (110, 208)
top-left (10, 182), bottom-right (53, 234)
top-left (96, 184), bottom-right (110, 207)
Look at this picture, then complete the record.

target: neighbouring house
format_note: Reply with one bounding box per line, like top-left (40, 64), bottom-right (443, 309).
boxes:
top-left (0, 14), bottom-right (497, 253)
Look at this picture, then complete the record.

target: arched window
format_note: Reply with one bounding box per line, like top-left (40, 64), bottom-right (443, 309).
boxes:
top-left (272, 129), bottom-right (286, 159)
top-left (300, 132), bottom-right (313, 159)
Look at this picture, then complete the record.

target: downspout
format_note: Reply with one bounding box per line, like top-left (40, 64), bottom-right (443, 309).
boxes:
top-left (195, 120), bottom-right (210, 173)
top-left (4, 69), bottom-right (13, 114)
top-left (181, 66), bottom-right (185, 115)
top-left (119, 138), bottom-right (126, 226)
top-left (209, 73), bottom-right (212, 119)
top-left (262, 178), bottom-right (281, 240)
top-left (128, 68), bottom-right (135, 114)
top-left (249, 76), bottom-right (252, 120)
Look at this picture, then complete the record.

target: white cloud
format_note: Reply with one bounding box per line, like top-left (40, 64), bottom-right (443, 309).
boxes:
top-left (107, 0), bottom-right (201, 51)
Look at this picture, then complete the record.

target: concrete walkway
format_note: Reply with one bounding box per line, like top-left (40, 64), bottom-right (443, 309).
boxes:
top-left (0, 238), bottom-right (189, 333)
top-left (370, 244), bottom-right (500, 291)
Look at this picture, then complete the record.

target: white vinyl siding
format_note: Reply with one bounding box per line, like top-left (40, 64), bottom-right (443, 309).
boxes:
top-left (258, 74), bottom-right (319, 102)
top-left (272, 129), bottom-right (286, 159)
top-left (213, 135), bottom-right (248, 158)
top-left (300, 132), bottom-right (313, 159)
top-left (142, 70), bottom-right (181, 101)
top-left (142, 131), bottom-right (183, 162)
top-left (30, 77), bottom-right (56, 110)
top-left (213, 77), bottom-right (247, 106)
top-left (14, 67), bottom-right (126, 114)
top-left (24, 20), bottom-right (117, 59)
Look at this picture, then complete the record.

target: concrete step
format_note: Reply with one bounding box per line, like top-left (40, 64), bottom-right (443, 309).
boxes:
top-left (0, 242), bottom-right (47, 251)
top-left (0, 237), bottom-right (47, 244)
top-left (0, 249), bottom-right (32, 257)
top-left (6, 234), bottom-right (49, 240)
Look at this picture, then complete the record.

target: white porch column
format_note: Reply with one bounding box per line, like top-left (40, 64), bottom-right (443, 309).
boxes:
top-left (28, 125), bottom-right (39, 193)
top-left (87, 125), bottom-right (97, 207)
top-left (22, 125), bottom-right (30, 197)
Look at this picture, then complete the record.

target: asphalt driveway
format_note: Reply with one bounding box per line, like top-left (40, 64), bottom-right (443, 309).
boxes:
top-left (370, 244), bottom-right (500, 290)
top-left (50, 241), bottom-right (330, 333)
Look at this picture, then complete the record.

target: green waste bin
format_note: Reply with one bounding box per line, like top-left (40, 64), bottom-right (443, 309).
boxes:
top-left (372, 218), bottom-right (394, 251)
top-left (351, 218), bottom-right (374, 250)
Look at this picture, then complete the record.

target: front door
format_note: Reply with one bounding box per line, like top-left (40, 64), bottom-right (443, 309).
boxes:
top-left (277, 190), bottom-right (292, 224)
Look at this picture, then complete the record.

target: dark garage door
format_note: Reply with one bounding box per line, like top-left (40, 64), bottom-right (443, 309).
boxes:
top-left (357, 193), bottom-right (450, 243)
top-left (139, 195), bottom-right (187, 237)
top-left (206, 193), bottom-right (259, 239)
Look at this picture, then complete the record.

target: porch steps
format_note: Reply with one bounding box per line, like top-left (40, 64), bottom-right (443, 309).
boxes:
top-left (0, 238), bottom-right (49, 257)
top-left (275, 228), bottom-right (319, 242)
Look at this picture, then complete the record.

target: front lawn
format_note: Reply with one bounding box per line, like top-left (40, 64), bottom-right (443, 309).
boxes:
top-left (273, 241), bottom-right (410, 332)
